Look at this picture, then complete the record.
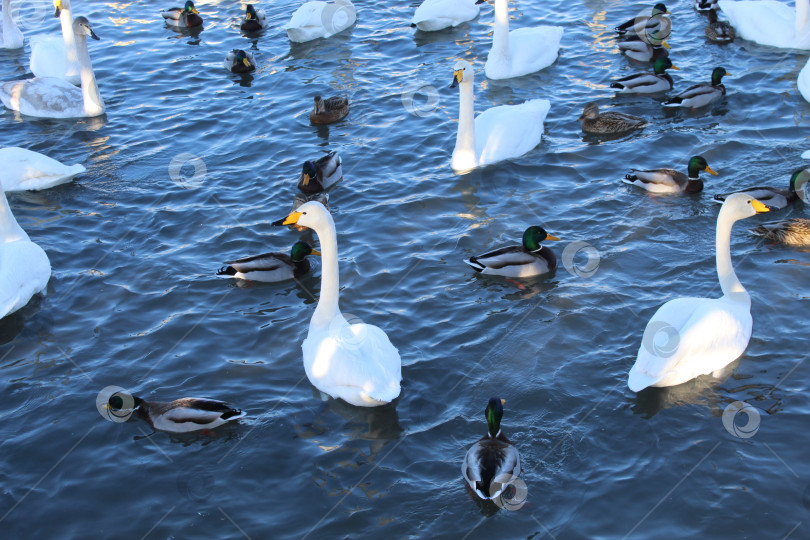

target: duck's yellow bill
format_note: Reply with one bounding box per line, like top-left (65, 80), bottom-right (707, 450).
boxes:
top-left (301, 174), bottom-right (310, 186)
top-left (705, 166), bottom-right (719, 176)
top-left (662, 40), bottom-right (670, 49)
top-left (311, 249), bottom-right (322, 256)
top-left (751, 199), bottom-right (770, 213)
top-left (669, 64), bottom-right (681, 70)
top-left (500, 399), bottom-right (506, 405)
top-left (242, 58), bottom-right (251, 68)
top-left (546, 234), bottom-right (561, 241)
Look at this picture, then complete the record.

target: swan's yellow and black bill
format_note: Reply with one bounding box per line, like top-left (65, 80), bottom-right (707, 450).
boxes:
top-left (546, 234), bottom-right (561, 241)
top-left (705, 166), bottom-right (719, 176)
top-left (272, 211), bottom-right (303, 226)
top-left (450, 69), bottom-right (463, 89)
top-left (751, 199), bottom-right (771, 214)
top-left (54, 0), bottom-right (62, 17)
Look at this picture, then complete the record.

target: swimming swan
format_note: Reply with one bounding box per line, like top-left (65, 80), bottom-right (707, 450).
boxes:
top-left (0, 0), bottom-right (23, 49)
top-left (29, 0), bottom-right (80, 84)
top-left (718, 0), bottom-right (810, 49)
top-left (0, 147), bottom-right (85, 192)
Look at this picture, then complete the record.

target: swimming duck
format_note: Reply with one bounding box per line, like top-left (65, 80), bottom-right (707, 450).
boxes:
top-left (615, 3), bottom-right (671, 40)
top-left (451, 60), bottom-right (549, 173)
top-left (617, 35), bottom-right (670, 62)
top-left (610, 57), bottom-right (679, 94)
top-left (297, 151), bottom-right (342, 194)
top-left (663, 67), bottom-right (729, 108)
top-left (217, 241), bottom-right (320, 282)
top-left (285, 0), bottom-right (356, 43)
top-left (224, 49), bottom-right (256, 74)
top-left (310, 95), bottom-right (349, 124)
top-left (628, 193), bottom-right (772, 391)
top-left (161, 0), bottom-right (203, 28)
top-left (705, 9), bottom-right (735, 42)
top-left (695, 0), bottom-right (719, 10)
top-left (1, 16), bottom-right (105, 118)
top-left (107, 392), bottom-right (245, 433)
top-left (623, 155), bottom-right (718, 194)
top-left (1, 0), bottom-right (24, 49)
top-left (713, 169), bottom-right (806, 209)
top-left (718, 0), bottom-right (810, 50)
top-left (578, 102), bottom-right (647, 134)
top-left (0, 147), bottom-right (85, 192)
top-left (411, 0), bottom-right (483, 32)
top-left (462, 398), bottom-right (521, 501)
top-left (272, 202), bottom-right (402, 407)
top-left (240, 4), bottom-right (267, 32)
top-left (464, 226), bottom-right (560, 277)
top-left (750, 218), bottom-right (810, 245)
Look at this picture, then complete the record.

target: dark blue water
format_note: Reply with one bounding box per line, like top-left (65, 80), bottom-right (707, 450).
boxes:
top-left (1, 0), bottom-right (809, 538)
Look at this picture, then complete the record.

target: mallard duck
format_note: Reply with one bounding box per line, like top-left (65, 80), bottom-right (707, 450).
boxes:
top-left (1, 0), bottom-right (24, 49)
top-left (240, 4), bottom-right (267, 32)
top-left (1, 189), bottom-right (51, 318)
top-left (718, 0), bottom-right (810, 50)
top-left (217, 241), bottom-right (320, 282)
top-left (107, 392), bottom-right (245, 433)
top-left (750, 218), bottom-right (810, 245)
top-left (578, 102), bottom-right (647, 134)
top-left (272, 202), bottom-right (401, 407)
top-left (610, 57), bottom-right (679, 94)
top-left (462, 398), bottom-right (521, 501)
top-left (1, 17), bottom-right (105, 118)
top-left (713, 169), bottom-right (806, 209)
top-left (451, 60), bottom-right (549, 173)
top-left (161, 0), bottom-right (202, 28)
top-left (224, 49), bottom-right (256, 74)
top-left (483, 0), bottom-right (564, 80)
top-left (705, 9), bottom-right (735, 41)
top-left (615, 3), bottom-right (671, 40)
top-left (464, 226), bottom-right (560, 277)
top-left (285, 0), bottom-right (356, 43)
top-left (297, 151), bottom-right (342, 194)
top-left (310, 95), bottom-right (349, 124)
top-left (617, 35), bottom-right (670, 62)
top-left (663, 67), bottom-right (729, 108)
top-left (411, 0), bottom-right (483, 32)
top-left (695, 0), bottom-right (719, 11)
top-left (622, 155), bottom-right (718, 194)
top-left (628, 194), bottom-right (773, 391)
top-left (0, 147), bottom-right (85, 192)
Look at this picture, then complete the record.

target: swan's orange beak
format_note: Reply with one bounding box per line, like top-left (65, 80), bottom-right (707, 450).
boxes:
top-left (272, 211), bottom-right (302, 226)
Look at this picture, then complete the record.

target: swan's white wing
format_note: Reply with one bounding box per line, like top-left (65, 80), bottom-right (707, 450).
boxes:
top-left (799, 57), bottom-right (810, 103)
top-left (0, 147), bottom-right (85, 192)
top-left (474, 99), bottom-right (549, 167)
top-left (30, 35), bottom-right (79, 83)
top-left (506, 26), bottom-right (563, 78)
top-left (412, 0), bottom-right (480, 30)
top-left (285, 1), bottom-right (326, 34)
top-left (718, 0), bottom-right (800, 48)
top-left (1, 77), bottom-right (84, 119)
top-left (1, 240), bottom-right (51, 318)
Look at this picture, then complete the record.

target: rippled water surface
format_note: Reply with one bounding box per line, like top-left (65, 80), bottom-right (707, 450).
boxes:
top-left (2, 0), bottom-right (810, 538)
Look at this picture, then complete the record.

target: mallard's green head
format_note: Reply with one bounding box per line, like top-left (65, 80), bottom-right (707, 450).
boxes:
top-left (234, 49), bottom-right (251, 68)
top-left (290, 241), bottom-right (320, 262)
top-left (653, 57), bottom-right (678, 75)
top-left (652, 3), bottom-right (670, 15)
top-left (711, 67), bottom-right (730, 86)
top-left (687, 156), bottom-right (718, 179)
top-left (300, 161), bottom-right (319, 187)
top-left (485, 397), bottom-right (506, 438)
top-left (245, 4), bottom-right (257, 19)
top-left (522, 226), bottom-right (560, 252)
top-left (184, 0), bottom-right (198, 14)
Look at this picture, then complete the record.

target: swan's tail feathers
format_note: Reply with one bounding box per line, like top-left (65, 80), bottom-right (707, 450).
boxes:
top-left (464, 257), bottom-right (485, 272)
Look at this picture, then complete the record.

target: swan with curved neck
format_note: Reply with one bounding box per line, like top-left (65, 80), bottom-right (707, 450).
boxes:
top-left (29, 0), bottom-right (80, 83)
top-left (484, 0), bottom-right (563, 80)
top-left (1, 16), bottom-right (104, 118)
top-left (451, 60), bottom-right (549, 173)
top-left (272, 201), bottom-right (401, 407)
top-left (1, 190), bottom-right (51, 318)
top-left (1, 0), bottom-right (24, 49)
top-left (627, 193), bottom-right (772, 391)
top-left (719, 0), bottom-right (810, 49)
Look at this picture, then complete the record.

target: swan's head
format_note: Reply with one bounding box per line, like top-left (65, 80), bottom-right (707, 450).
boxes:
top-left (184, 1), bottom-right (199, 14)
top-left (54, 0), bottom-right (64, 18)
top-left (652, 56), bottom-right (678, 74)
top-left (686, 156), bottom-right (718, 179)
top-left (450, 60), bottom-right (474, 89)
top-left (711, 67), bottom-right (730, 86)
top-left (522, 226), bottom-right (560, 252)
top-left (245, 4), bottom-right (257, 19)
top-left (72, 16), bottom-right (100, 40)
top-left (789, 168), bottom-right (810, 202)
top-left (578, 102), bottom-right (600, 121)
top-left (484, 397), bottom-right (506, 438)
top-left (721, 192), bottom-right (773, 219)
top-left (272, 200), bottom-right (332, 231)
top-left (290, 241), bottom-right (320, 262)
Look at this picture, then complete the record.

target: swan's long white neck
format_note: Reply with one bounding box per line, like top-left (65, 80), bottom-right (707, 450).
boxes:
top-left (75, 28), bottom-right (105, 116)
top-left (0, 191), bottom-right (30, 244)
top-left (715, 205), bottom-right (749, 304)
top-left (491, 0), bottom-right (511, 63)
top-left (797, 0), bottom-right (809, 36)
top-left (311, 212), bottom-right (342, 329)
top-left (453, 73), bottom-right (476, 169)
top-left (59, 1), bottom-right (78, 66)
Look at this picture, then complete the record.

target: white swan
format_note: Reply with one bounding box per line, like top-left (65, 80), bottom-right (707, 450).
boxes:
top-left (451, 60), bottom-right (550, 173)
top-left (284, 0), bottom-right (356, 43)
top-left (29, 0), bottom-right (80, 84)
top-left (0, 147), bottom-right (85, 192)
top-left (627, 193), bottom-right (772, 392)
top-left (272, 201), bottom-right (402, 407)
top-left (1, 189), bottom-right (51, 319)
top-left (799, 56), bottom-right (810, 102)
top-left (1, 0), bottom-right (23, 49)
top-left (1, 16), bottom-right (105, 118)
top-left (718, 0), bottom-right (810, 49)
top-left (412, 0), bottom-right (482, 32)
top-left (484, 0), bottom-right (564, 80)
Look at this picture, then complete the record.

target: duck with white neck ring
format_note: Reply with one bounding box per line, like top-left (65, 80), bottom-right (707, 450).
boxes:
top-left (627, 193), bottom-right (773, 391)
top-left (1, 16), bottom-right (105, 118)
top-left (272, 201), bottom-right (402, 407)
top-left (450, 60), bottom-right (549, 173)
